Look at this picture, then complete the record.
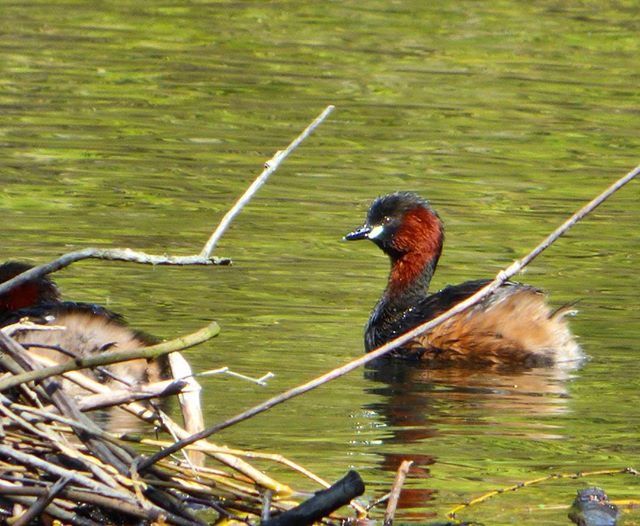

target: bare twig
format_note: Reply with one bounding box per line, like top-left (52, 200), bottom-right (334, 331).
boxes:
top-left (138, 163), bottom-right (639, 471)
top-left (200, 105), bottom-right (335, 257)
top-left (199, 366), bottom-right (275, 386)
top-left (0, 249), bottom-right (229, 300)
top-left (384, 460), bottom-right (413, 526)
top-left (71, 379), bottom-right (189, 412)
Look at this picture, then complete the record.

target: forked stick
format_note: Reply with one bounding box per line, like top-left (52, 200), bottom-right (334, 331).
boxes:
top-left (138, 163), bottom-right (639, 471)
top-left (0, 105), bottom-right (335, 298)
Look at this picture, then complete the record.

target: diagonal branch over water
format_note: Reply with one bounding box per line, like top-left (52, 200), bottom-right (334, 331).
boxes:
top-left (200, 104), bottom-right (336, 257)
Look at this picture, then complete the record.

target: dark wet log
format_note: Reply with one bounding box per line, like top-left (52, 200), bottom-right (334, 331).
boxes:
top-left (262, 470), bottom-right (365, 526)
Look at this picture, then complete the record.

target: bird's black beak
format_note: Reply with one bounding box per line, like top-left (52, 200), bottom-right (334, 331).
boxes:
top-left (344, 225), bottom-right (371, 241)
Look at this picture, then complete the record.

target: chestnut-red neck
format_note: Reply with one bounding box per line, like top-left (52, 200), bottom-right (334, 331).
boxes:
top-left (385, 207), bottom-right (444, 300)
top-left (0, 282), bottom-right (43, 312)
top-left (0, 263), bottom-right (60, 313)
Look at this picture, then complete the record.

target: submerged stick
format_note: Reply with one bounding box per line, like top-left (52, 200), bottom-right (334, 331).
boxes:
top-left (0, 322), bottom-right (220, 392)
top-left (383, 460), bottom-right (413, 526)
top-left (138, 163), bottom-right (639, 471)
top-left (200, 105), bottom-right (335, 258)
top-left (384, 460), bottom-right (413, 526)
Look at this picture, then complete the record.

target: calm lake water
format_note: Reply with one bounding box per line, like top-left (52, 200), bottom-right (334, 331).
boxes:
top-left (2, 2), bottom-right (639, 524)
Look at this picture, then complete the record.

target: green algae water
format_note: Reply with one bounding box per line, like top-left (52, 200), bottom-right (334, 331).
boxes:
top-left (1, 2), bottom-right (639, 524)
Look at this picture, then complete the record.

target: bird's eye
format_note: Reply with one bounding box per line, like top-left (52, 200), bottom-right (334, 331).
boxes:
top-left (382, 216), bottom-right (392, 224)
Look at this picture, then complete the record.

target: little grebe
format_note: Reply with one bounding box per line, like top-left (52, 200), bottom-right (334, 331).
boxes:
top-left (345, 192), bottom-right (582, 367)
top-left (0, 262), bottom-right (168, 385)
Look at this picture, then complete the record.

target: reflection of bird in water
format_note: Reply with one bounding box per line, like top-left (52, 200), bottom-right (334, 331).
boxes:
top-left (0, 262), bottom-right (170, 431)
top-left (362, 360), bottom-right (578, 522)
top-left (365, 360), bottom-right (575, 445)
top-left (346, 192), bottom-right (583, 367)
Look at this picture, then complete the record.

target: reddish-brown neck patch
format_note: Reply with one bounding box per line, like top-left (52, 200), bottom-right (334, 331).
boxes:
top-left (388, 207), bottom-right (443, 295)
top-left (0, 282), bottom-right (41, 312)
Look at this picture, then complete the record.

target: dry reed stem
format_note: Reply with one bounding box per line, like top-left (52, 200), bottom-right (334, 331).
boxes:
top-left (0, 321), bottom-right (220, 392)
top-left (168, 351), bottom-right (206, 467)
top-left (139, 437), bottom-right (343, 490)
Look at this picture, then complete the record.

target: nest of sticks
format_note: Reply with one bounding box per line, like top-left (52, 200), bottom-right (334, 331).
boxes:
top-left (0, 321), bottom-right (374, 526)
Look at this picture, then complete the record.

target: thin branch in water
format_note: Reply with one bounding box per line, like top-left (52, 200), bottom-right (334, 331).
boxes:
top-left (137, 163), bottom-right (640, 472)
top-left (0, 248), bottom-right (230, 301)
top-left (200, 105), bottom-right (335, 258)
top-left (199, 367), bottom-right (275, 386)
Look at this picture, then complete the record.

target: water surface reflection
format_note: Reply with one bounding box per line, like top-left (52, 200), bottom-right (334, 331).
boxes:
top-left (363, 360), bottom-right (580, 517)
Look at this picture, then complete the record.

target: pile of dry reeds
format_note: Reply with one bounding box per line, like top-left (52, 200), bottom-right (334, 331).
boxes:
top-left (0, 321), bottom-right (369, 525)
top-left (0, 107), bottom-right (379, 525)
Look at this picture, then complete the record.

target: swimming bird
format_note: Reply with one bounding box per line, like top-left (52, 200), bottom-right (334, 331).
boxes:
top-left (345, 192), bottom-right (581, 367)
